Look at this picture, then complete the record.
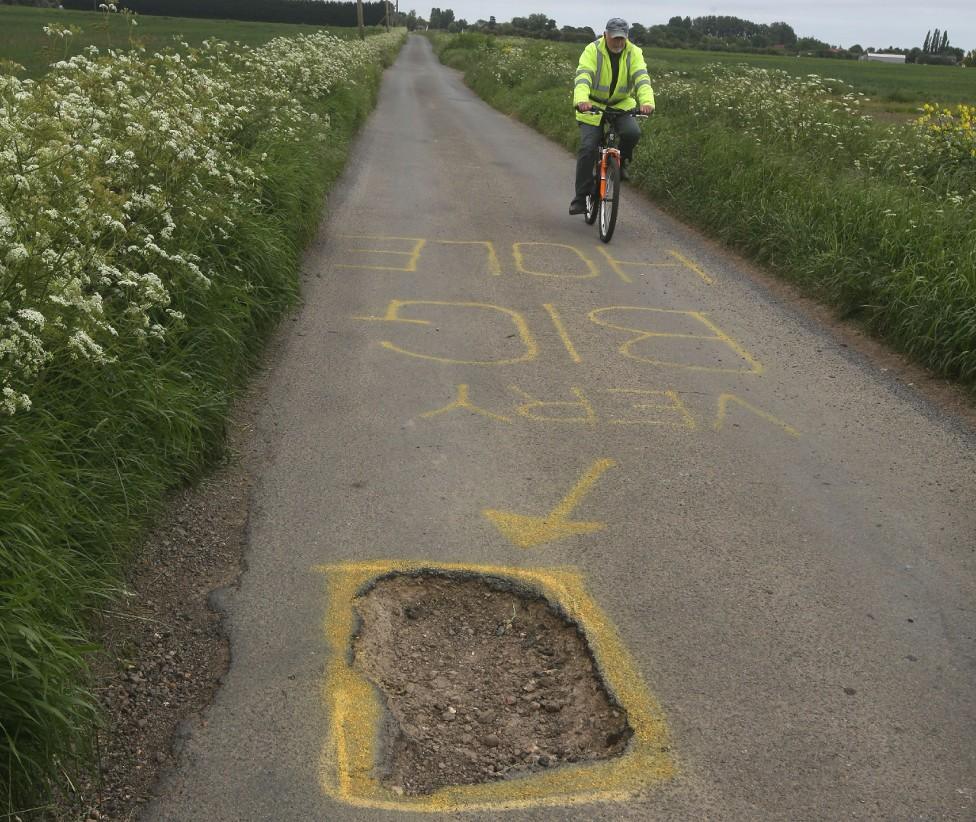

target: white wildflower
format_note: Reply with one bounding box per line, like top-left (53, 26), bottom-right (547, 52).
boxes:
top-left (5, 245), bottom-right (28, 264)
top-left (16, 309), bottom-right (45, 328)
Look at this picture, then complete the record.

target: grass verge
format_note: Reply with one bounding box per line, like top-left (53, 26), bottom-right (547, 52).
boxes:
top-left (0, 31), bottom-right (404, 815)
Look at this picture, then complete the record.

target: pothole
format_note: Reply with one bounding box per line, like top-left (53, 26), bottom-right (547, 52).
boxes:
top-left (351, 571), bottom-right (634, 796)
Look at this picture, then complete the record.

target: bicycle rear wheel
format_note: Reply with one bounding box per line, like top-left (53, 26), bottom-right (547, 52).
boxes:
top-left (598, 155), bottom-right (620, 243)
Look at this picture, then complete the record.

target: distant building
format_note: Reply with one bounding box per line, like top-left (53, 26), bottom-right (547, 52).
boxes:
top-left (860, 53), bottom-right (906, 63)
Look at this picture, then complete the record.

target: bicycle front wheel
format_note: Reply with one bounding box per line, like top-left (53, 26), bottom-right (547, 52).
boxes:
top-left (584, 162), bottom-right (599, 225)
top-left (598, 155), bottom-right (620, 243)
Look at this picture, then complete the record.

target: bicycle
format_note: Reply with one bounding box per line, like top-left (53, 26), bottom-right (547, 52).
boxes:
top-left (581, 106), bottom-right (648, 243)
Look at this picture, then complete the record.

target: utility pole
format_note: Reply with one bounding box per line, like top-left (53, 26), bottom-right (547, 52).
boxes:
top-left (385, 0), bottom-right (391, 31)
top-left (356, 0), bottom-right (365, 39)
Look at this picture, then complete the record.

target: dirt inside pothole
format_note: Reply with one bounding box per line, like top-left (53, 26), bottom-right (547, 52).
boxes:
top-left (351, 572), bottom-right (633, 796)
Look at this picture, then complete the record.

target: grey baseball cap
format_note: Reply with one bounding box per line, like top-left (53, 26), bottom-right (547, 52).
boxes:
top-left (605, 17), bottom-right (630, 37)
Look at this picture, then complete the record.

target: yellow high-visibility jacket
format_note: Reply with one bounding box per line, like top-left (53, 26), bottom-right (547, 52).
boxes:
top-left (573, 37), bottom-right (655, 125)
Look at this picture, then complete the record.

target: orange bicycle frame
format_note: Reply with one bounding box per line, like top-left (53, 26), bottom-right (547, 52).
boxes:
top-left (599, 147), bottom-right (621, 199)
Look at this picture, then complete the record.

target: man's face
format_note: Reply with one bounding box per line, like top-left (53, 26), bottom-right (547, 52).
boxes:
top-left (605, 33), bottom-right (627, 53)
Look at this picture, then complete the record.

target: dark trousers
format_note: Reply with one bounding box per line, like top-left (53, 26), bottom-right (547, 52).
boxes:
top-left (574, 116), bottom-right (642, 201)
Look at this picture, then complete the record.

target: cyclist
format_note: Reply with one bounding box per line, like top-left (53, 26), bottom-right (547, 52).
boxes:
top-left (569, 18), bottom-right (655, 215)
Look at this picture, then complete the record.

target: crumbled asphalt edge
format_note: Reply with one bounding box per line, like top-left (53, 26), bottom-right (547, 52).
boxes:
top-left (42, 374), bottom-right (267, 822)
top-left (350, 570), bottom-right (636, 781)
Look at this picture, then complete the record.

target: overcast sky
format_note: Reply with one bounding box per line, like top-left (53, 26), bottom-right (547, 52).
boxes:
top-left (422, 1), bottom-right (974, 51)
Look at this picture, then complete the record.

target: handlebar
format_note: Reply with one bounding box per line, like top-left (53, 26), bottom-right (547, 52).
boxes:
top-left (577, 105), bottom-right (650, 118)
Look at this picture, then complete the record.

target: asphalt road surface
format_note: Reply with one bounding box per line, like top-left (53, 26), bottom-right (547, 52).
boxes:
top-left (145, 36), bottom-right (976, 821)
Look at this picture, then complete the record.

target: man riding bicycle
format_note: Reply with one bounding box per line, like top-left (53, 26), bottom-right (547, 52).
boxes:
top-left (570, 18), bottom-right (655, 215)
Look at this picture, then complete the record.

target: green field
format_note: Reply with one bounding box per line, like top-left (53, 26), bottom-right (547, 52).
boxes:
top-left (453, 36), bottom-right (975, 113)
top-left (645, 47), bottom-right (976, 111)
top-left (0, 5), bottom-right (380, 77)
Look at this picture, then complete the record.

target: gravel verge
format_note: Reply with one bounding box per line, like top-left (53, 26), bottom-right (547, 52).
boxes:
top-left (44, 405), bottom-right (257, 822)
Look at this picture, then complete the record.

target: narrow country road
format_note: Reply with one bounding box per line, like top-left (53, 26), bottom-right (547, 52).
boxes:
top-left (145, 36), bottom-right (976, 820)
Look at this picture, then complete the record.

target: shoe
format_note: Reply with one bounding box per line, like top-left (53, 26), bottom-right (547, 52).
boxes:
top-left (568, 198), bottom-right (586, 215)
top-left (620, 162), bottom-right (632, 181)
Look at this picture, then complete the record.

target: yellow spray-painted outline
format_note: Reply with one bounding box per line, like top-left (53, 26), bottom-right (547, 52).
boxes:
top-left (437, 240), bottom-right (503, 276)
top-left (483, 459), bottom-right (617, 549)
top-left (420, 383), bottom-right (513, 423)
top-left (595, 246), bottom-right (635, 284)
top-left (513, 242), bottom-right (600, 280)
top-left (510, 385), bottom-right (599, 424)
top-left (593, 247), bottom-right (714, 286)
top-left (315, 561), bottom-right (675, 812)
top-left (542, 303), bottom-right (583, 364)
top-left (336, 235), bottom-right (428, 272)
top-left (668, 250), bottom-right (714, 285)
top-left (604, 389), bottom-right (698, 429)
top-left (714, 393), bottom-right (801, 437)
top-left (355, 300), bottom-right (539, 366)
top-left (589, 306), bottom-right (763, 375)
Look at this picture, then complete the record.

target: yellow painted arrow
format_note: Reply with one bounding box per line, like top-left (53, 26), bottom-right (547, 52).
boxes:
top-left (483, 459), bottom-right (617, 549)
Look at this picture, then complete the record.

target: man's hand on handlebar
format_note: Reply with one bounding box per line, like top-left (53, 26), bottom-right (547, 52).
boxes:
top-left (577, 102), bottom-right (654, 116)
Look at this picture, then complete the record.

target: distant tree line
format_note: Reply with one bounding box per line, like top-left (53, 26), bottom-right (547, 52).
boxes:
top-left (475, 13), bottom-right (596, 43)
top-left (856, 29), bottom-right (965, 65)
top-left (427, 7), bottom-right (454, 29)
top-left (650, 15), bottom-right (798, 48)
top-left (445, 10), bottom-right (971, 63)
top-left (923, 28), bottom-right (949, 54)
top-left (916, 28), bottom-right (963, 64)
top-left (460, 12), bottom-right (837, 53)
top-left (58, 0), bottom-right (389, 27)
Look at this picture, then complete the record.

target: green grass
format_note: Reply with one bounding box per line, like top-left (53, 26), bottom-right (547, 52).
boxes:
top-left (0, 5), bottom-right (383, 77)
